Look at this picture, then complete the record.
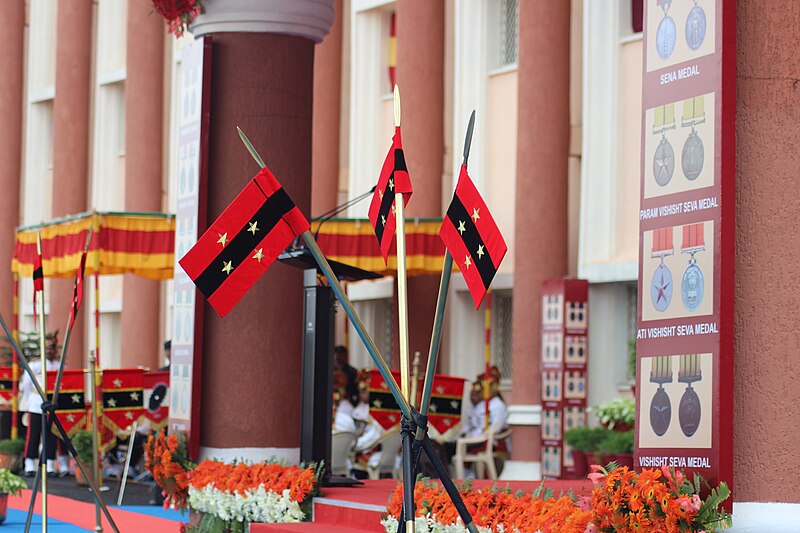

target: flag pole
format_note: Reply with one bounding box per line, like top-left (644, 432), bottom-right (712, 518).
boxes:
top-left (24, 228), bottom-right (92, 530)
top-left (393, 85), bottom-right (412, 407)
top-left (484, 290), bottom-right (491, 432)
top-left (11, 273), bottom-right (19, 440)
top-left (235, 127), bottom-right (410, 417)
top-left (35, 233), bottom-right (49, 533)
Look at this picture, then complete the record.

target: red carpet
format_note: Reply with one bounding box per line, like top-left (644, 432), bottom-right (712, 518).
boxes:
top-left (9, 490), bottom-right (182, 531)
top-left (252, 478), bottom-right (594, 533)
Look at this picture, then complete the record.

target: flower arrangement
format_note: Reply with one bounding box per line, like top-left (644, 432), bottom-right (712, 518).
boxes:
top-left (185, 459), bottom-right (322, 531)
top-left (151, 0), bottom-right (204, 37)
top-left (145, 430), bottom-right (196, 512)
top-left (382, 464), bottom-right (732, 533)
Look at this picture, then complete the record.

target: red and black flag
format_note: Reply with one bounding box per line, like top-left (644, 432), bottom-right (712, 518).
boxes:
top-left (440, 164), bottom-right (507, 308)
top-left (143, 370), bottom-right (170, 431)
top-left (0, 367), bottom-right (15, 405)
top-left (46, 370), bottom-right (87, 437)
top-left (32, 247), bottom-right (44, 325)
top-left (426, 374), bottom-right (467, 443)
top-left (69, 250), bottom-right (88, 328)
top-left (180, 166), bottom-right (310, 317)
top-left (102, 368), bottom-right (145, 434)
top-left (368, 127), bottom-right (413, 262)
top-left (367, 368), bottom-right (403, 431)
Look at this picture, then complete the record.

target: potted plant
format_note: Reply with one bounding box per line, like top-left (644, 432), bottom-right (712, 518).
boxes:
top-left (0, 439), bottom-right (25, 473)
top-left (564, 426), bottom-right (608, 477)
top-left (72, 430), bottom-right (95, 486)
top-left (0, 468), bottom-right (26, 523)
top-left (590, 397), bottom-right (636, 432)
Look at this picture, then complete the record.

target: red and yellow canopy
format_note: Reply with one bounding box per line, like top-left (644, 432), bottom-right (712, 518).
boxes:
top-left (312, 218), bottom-right (445, 276)
top-left (12, 211), bottom-right (176, 280)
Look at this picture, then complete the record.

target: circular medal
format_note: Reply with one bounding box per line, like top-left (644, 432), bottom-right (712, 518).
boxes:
top-left (656, 16), bottom-right (677, 60)
top-left (685, 5), bottom-right (707, 51)
top-left (679, 386), bottom-right (701, 437)
top-left (651, 262), bottom-right (673, 312)
top-left (681, 130), bottom-right (704, 181)
top-left (653, 137), bottom-right (675, 186)
top-left (650, 386), bottom-right (671, 437)
top-left (681, 261), bottom-right (704, 311)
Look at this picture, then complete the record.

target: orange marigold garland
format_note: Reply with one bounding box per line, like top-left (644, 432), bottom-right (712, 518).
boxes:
top-left (145, 429), bottom-right (195, 512)
top-left (383, 464), bottom-right (732, 533)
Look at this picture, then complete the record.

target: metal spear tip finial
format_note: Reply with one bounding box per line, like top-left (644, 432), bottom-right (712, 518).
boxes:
top-left (393, 84), bottom-right (401, 128)
top-left (463, 110), bottom-right (476, 165)
top-left (236, 126), bottom-right (266, 169)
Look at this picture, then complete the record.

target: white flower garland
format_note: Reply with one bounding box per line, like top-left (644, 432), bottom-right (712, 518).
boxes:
top-left (188, 484), bottom-right (306, 524)
top-left (381, 515), bottom-right (509, 533)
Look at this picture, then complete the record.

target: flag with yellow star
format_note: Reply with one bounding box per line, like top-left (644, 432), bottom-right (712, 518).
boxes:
top-left (101, 368), bottom-right (145, 434)
top-left (45, 370), bottom-right (87, 437)
top-left (368, 127), bottom-right (413, 262)
top-left (426, 374), bottom-right (467, 443)
top-left (179, 166), bottom-right (310, 317)
top-left (367, 368), bottom-right (404, 431)
top-left (0, 367), bottom-right (15, 405)
top-left (439, 164), bottom-right (507, 308)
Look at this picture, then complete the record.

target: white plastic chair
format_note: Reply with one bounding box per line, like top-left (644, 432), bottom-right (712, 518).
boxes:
top-left (453, 426), bottom-right (512, 480)
top-left (367, 429), bottom-right (402, 480)
top-left (331, 430), bottom-right (357, 476)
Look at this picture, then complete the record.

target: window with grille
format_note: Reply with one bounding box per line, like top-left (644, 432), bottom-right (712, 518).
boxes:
top-left (497, 0), bottom-right (518, 68)
top-left (491, 292), bottom-right (513, 382)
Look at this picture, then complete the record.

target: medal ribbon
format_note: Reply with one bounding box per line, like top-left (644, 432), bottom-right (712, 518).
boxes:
top-left (682, 96), bottom-right (705, 127)
top-left (653, 104), bottom-right (675, 133)
top-left (678, 354), bottom-right (702, 383)
top-left (650, 355), bottom-right (673, 384)
top-left (652, 227), bottom-right (674, 256)
top-left (681, 223), bottom-right (705, 251)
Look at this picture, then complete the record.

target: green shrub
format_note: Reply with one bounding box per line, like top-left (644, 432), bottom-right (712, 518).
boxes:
top-left (564, 426), bottom-right (608, 453)
top-left (596, 429), bottom-right (634, 454)
top-left (0, 439), bottom-right (25, 456)
top-left (0, 468), bottom-right (26, 496)
top-left (72, 430), bottom-right (95, 465)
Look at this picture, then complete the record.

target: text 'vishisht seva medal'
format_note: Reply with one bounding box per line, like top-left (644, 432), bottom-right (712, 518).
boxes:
top-left (653, 104), bottom-right (676, 187)
top-left (655, 0), bottom-right (676, 60)
top-left (680, 222), bottom-right (705, 312)
top-left (650, 356), bottom-right (673, 437)
top-left (685, 0), bottom-right (707, 50)
top-left (681, 96), bottom-right (706, 181)
top-left (678, 354), bottom-right (703, 437)
top-left (651, 227), bottom-right (674, 312)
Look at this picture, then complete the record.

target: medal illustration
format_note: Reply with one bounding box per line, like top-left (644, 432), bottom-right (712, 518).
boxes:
top-left (685, 1), bottom-right (707, 51)
top-left (649, 356), bottom-right (673, 437)
top-left (652, 104), bottom-right (676, 186)
top-left (650, 227), bottom-right (674, 312)
top-left (655, 0), bottom-right (676, 60)
top-left (681, 96), bottom-right (706, 181)
top-left (680, 223), bottom-right (705, 312)
top-left (678, 354), bottom-right (702, 437)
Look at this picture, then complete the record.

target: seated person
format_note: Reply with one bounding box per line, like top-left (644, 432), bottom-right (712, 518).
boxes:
top-left (333, 370), bottom-right (355, 417)
top-left (350, 370), bottom-right (371, 435)
top-left (333, 389), bottom-right (356, 433)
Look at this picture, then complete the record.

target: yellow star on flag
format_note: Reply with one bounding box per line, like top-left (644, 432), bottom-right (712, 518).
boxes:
top-left (67, 414), bottom-right (75, 423)
top-left (381, 215), bottom-right (387, 226)
top-left (430, 403), bottom-right (438, 412)
top-left (217, 232), bottom-right (229, 247)
top-left (374, 399), bottom-right (383, 409)
top-left (436, 386), bottom-right (444, 394)
top-left (444, 419), bottom-right (452, 427)
top-left (130, 391), bottom-right (140, 401)
top-left (222, 261), bottom-right (233, 275)
top-left (458, 221), bottom-right (466, 235)
top-left (389, 178), bottom-right (394, 191)
top-left (379, 190), bottom-right (384, 200)
top-left (247, 221), bottom-right (259, 235)
top-left (113, 379), bottom-right (123, 388)
top-left (253, 248), bottom-right (264, 262)
top-left (464, 255), bottom-right (472, 269)
top-left (71, 394), bottom-right (81, 404)
top-left (391, 204), bottom-right (396, 216)
top-left (450, 400), bottom-right (459, 410)
top-left (477, 244), bottom-right (485, 259)
top-left (108, 398), bottom-right (117, 407)
top-left (125, 411), bottom-right (134, 420)
top-left (471, 208), bottom-right (480, 223)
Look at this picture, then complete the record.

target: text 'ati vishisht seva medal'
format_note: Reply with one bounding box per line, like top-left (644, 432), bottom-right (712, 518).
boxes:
top-left (678, 354), bottom-right (702, 437)
top-left (685, 0), bottom-right (707, 51)
top-left (653, 103), bottom-right (676, 187)
top-left (649, 356), bottom-right (673, 437)
top-left (655, 0), bottom-right (676, 60)
top-left (681, 96), bottom-right (706, 181)
top-left (650, 227), bottom-right (674, 312)
top-left (680, 222), bottom-right (705, 312)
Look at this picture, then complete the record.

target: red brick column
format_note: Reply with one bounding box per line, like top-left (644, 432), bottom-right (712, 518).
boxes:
top-left (51, 0), bottom-right (92, 369)
top-left (121, 0), bottom-right (165, 370)
top-left (510, 0), bottom-right (571, 466)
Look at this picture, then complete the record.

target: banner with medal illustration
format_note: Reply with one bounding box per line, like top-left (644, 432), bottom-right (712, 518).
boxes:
top-left (101, 368), bottom-right (145, 434)
top-left (0, 367), bottom-right (15, 405)
top-left (637, 0), bottom-right (734, 504)
top-left (45, 370), bottom-right (87, 437)
top-left (143, 370), bottom-right (170, 431)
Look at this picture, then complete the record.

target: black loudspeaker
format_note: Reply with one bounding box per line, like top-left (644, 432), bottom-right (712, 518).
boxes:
top-left (300, 269), bottom-right (334, 477)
